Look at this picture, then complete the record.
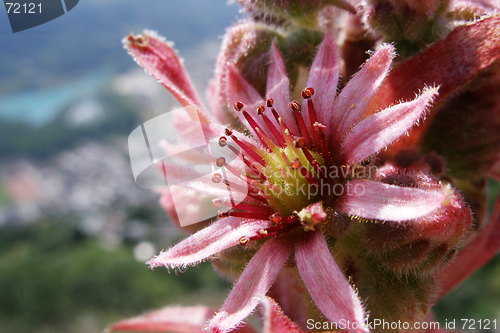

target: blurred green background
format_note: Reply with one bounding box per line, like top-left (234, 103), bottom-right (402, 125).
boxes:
top-left (0, 1), bottom-right (497, 332)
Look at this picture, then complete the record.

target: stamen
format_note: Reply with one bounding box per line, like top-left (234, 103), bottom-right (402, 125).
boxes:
top-left (256, 105), bottom-right (265, 115)
top-left (306, 96), bottom-right (331, 164)
top-left (239, 236), bottom-right (249, 245)
top-left (305, 97), bottom-right (322, 147)
top-left (301, 87), bottom-right (315, 99)
top-left (230, 134), bottom-right (267, 166)
top-left (234, 101), bottom-right (244, 111)
top-left (218, 136), bottom-right (228, 147)
top-left (270, 212), bottom-right (282, 224)
top-left (259, 110), bottom-right (286, 147)
top-left (211, 173), bottom-right (222, 183)
top-left (224, 210), bottom-right (274, 220)
top-left (266, 98), bottom-right (274, 107)
top-left (242, 110), bottom-right (270, 150)
top-left (290, 101), bottom-right (312, 146)
top-left (290, 158), bottom-right (319, 185)
top-left (216, 157), bottom-right (226, 167)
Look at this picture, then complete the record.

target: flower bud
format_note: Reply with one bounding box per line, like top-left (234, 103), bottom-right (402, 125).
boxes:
top-left (361, 0), bottom-right (451, 57)
top-left (208, 22), bottom-right (281, 123)
top-left (209, 22), bottom-right (323, 122)
top-left (422, 64), bottom-right (500, 180)
top-left (236, 0), bottom-right (355, 27)
top-left (362, 165), bottom-right (472, 274)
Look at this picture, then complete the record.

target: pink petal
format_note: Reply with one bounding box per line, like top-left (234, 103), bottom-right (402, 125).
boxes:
top-left (208, 238), bottom-right (292, 333)
top-left (338, 180), bottom-right (448, 221)
top-left (268, 269), bottom-right (308, 328)
top-left (226, 65), bottom-right (269, 133)
top-left (369, 16), bottom-right (500, 146)
top-left (266, 42), bottom-right (299, 134)
top-left (342, 87), bottom-right (439, 164)
top-left (148, 217), bottom-right (272, 269)
top-left (109, 306), bottom-right (215, 332)
top-left (330, 44), bottom-right (395, 140)
top-left (124, 31), bottom-right (206, 114)
top-left (295, 231), bottom-right (368, 333)
top-left (261, 296), bottom-right (304, 333)
top-left (302, 32), bottom-right (340, 126)
top-left (451, 0), bottom-right (499, 15)
top-left (435, 194), bottom-right (500, 298)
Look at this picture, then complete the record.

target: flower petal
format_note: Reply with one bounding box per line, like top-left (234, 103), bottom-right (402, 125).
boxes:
top-left (208, 238), bottom-right (292, 333)
top-left (342, 87), bottom-right (439, 164)
top-left (261, 296), bottom-right (304, 333)
top-left (451, 0), bottom-right (499, 16)
top-left (110, 306), bottom-right (215, 332)
top-left (148, 217), bottom-right (272, 269)
top-left (295, 231), bottom-right (368, 333)
top-left (369, 16), bottom-right (500, 147)
top-left (303, 32), bottom-right (340, 126)
top-left (435, 194), bottom-right (500, 298)
top-left (124, 31), bottom-right (209, 120)
top-left (267, 42), bottom-right (299, 135)
top-left (338, 180), bottom-right (448, 221)
top-left (226, 65), bottom-right (269, 132)
top-left (269, 269), bottom-right (308, 328)
top-left (331, 44), bottom-right (395, 140)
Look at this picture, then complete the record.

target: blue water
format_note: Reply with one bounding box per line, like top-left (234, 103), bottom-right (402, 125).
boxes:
top-left (0, 69), bottom-right (112, 126)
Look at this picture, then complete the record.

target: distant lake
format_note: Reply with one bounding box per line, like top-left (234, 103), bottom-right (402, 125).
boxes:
top-left (0, 69), bottom-right (112, 126)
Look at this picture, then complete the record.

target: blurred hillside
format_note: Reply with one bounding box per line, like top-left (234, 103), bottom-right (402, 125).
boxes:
top-left (0, 1), bottom-right (237, 332)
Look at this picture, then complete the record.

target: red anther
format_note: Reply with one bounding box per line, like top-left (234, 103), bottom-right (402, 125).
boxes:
top-left (225, 128), bottom-right (233, 136)
top-left (256, 105), bottom-right (265, 115)
top-left (219, 136), bottom-right (228, 147)
top-left (291, 158), bottom-right (301, 169)
top-left (211, 173), bottom-right (222, 183)
top-left (234, 101), bottom-right (244, 111)
top-left (270, 212), bottom-right (282, 224)
top-left (239, 236), bottom-right (249, 245)
top-left (289, 100), bottom-right (300, 112)
top-left (218, 211), bottom-right (229, 218)
top-left (295, 137), bottom-right (306, 148)
top-left (258, 229), bottom-right (269, 236)
top-left (314, 122), bottom-right (326, 130)
top-left (216, 157), bottom-right (226, 167)
top-left (301, 87), bottom-right (315, 99)
top-left (266, 98), bottom-right (274, 107)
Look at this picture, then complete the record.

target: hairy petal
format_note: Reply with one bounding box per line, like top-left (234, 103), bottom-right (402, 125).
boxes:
top-left (266, 42), bottom-right (299, 134)
top-left (124, 31), bottom-right (210, 123)
top-left (435, 194), bottom-right (500, 298)
top-left (451, 0), bottom-right (500, 15)
top-left (261, 296), bottom-right (304, 333)
top-left (109, 306), bottom-right (215, 332)
top-left (342, 87), bottom-right (439, 164)
top-left (303, 32), bottom-right (340, 126)
top-left (338, 180), bottom-right (447, 221)
top-left (369, 16), bottom-right (500, 146)
top-left (331, 44), bottom-right (395, 140)
top-left (208, 238), bottom-right (292, 333)
top-left (296, 231), bottom-right (368, 333)
top-left (148, 217), bottom-right (272, 269)
top-left (226, 65), bottom-right (271, 132)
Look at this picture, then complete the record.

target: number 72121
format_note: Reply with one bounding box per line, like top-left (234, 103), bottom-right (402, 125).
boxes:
top-left (5, 2), bottom-right (42, 14)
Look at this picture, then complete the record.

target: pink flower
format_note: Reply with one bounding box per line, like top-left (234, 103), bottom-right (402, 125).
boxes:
top-left (124, 31), bottom-right (449, 333)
